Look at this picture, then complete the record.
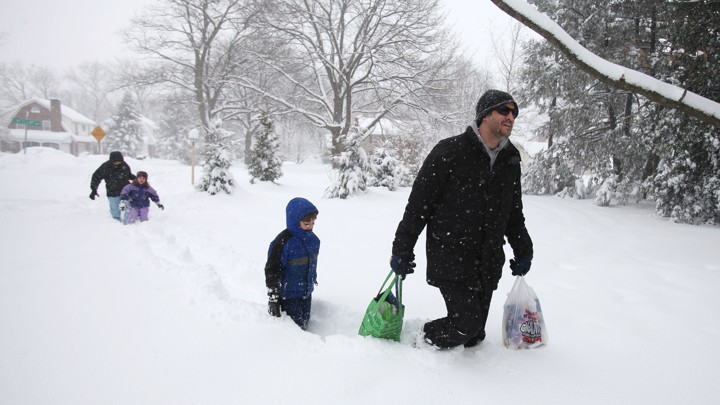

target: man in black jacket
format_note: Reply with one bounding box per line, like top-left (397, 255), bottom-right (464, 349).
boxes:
top-left (391, 90), bottom-right (534, 349)
top-left (89, 151), bottom-right (135, 221)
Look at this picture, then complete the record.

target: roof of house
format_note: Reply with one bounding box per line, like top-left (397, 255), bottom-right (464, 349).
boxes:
top-left (1, 98), bottom-right (96, 126)
top-left (357, 117), bottom-right (402, 136)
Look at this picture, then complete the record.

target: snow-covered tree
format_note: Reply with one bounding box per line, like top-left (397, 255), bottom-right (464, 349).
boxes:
top-left (368, 144), bottom-right (405, 192)
top-left (522, 142), bottom-right (578, 196)
top-left (155, 94), bottom-right (199, 164)
top-left (515, 0), bottom-right (720, 222)
top-left (125, 0), bottom-right (259, 187)
top-left (125, 0), bottom-right (256, 130)
top-left (63, 61), bottom-right (115, 123)
top-left (195, 119), bottom-right (236, 195)
top-left (594, 176), bottom-right (616, 208)
top-left (105, 92), bottom-right (144, 158)
top-left (241, 0), bottom-right (460, 158)
top-left (325, 130), bottom-right (369, 199)
top-left (247, 112), bottom-right (283, 184)
top-left (649, 112), bottom-right (720, 224)
top-left (0, 62), bottom-right (62, 111)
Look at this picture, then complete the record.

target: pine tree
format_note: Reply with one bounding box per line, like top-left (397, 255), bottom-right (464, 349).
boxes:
top-left (649, 113), bottom-right (720, 224)
top-left (368, 143), bottom-right (405, 191)
top-left (522, 141), bottom-right (578, 196)
top-left (643, 1), bottom-right (720, 224)
top-left (247, 112), bottom-right (283, 184)
top-left (519, 0), bottom-right (720, 222)
top-left (156, 94), bottom-right (198, 164)
top-left (324, 130), bottom-right (369, 199)
top-left (105, 93), bottom-right (144, 158)
top-left (195, 119), bottom-right (235, 195)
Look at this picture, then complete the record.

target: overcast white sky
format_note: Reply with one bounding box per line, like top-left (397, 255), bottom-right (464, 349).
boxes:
top-left (0, 0), bottom-right (151, 70)
top-left (0, 0), bottom-right (516, 75)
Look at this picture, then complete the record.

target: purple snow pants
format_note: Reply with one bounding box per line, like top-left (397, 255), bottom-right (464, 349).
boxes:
top-left (126, 207), bottom-right (150, 224)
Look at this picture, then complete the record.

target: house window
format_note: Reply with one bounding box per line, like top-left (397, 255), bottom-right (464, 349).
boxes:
top-left (43, 120), bottom-right (51, 131)
top-left (1, 140), bottom-right (21, 153)
top-left (41, 142), bottom-right (59, 150)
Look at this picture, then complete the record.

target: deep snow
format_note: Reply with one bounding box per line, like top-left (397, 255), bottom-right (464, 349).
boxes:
top-left (1, 148), bottom-right (719, 404)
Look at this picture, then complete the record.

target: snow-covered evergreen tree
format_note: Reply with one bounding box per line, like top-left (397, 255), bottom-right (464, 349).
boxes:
top-left (105, 93), bottom-right (144, 158)
top-left (649, 113), bottom-right (720, 224)
top-left (518, 0), bottom-right (719, 222)
top-left (195, 119), bottom-right (235, 195)
top-left (325, 130), bottom-right (369, 199)
top-left (155, 94), bottom-right (198, 164)
top-left (247, 112), bottom-right (283, 184)
top-left (368, 143), bottom-right (405, 191)
top-left (522, 142), bottom-right (578, 196)
top-left (594, 176), bottom-right (616, 207)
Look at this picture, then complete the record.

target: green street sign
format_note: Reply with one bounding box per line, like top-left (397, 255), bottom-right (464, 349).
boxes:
top-left (12, 117), bottom-right (41, 126)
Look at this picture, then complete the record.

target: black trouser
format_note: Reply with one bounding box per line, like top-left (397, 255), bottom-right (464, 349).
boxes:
top-left (423, 286), bottom-right (494, 348)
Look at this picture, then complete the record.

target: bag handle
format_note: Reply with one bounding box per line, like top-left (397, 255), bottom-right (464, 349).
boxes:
top-left (376, 270), bottom-right (403, 307)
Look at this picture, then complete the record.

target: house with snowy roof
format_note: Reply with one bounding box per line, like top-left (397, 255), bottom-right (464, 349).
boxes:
top-left (0, 98), bottom-right (99, 156)
top-left (357, 117), bottom-right (402, 154)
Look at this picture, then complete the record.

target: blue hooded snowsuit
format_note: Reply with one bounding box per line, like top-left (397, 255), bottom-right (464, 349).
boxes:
top-left (265, 197), bottom-right (320, 328)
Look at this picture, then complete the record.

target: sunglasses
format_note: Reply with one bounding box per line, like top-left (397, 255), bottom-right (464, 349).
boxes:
top-left (494, 105), bottom-right (518, 118)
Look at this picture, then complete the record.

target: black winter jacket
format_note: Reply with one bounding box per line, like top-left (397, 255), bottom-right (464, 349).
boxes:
top-left (393, 126), bottom-right (533, 292)
top-left (90, 161), bottom-right (135, 197)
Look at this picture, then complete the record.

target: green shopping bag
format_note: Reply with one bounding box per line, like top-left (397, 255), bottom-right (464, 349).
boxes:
top-left (358, 270), bottom-right (404, 341)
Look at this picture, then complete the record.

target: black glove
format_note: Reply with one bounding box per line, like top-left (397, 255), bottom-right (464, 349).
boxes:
top-left (89, 190), bottom-right (98, 200)
top-left (268, 289), bottom-right (281, 317)
top-left (157, 203), bottom-right (165, 211)
top-left (510, 257), bottom-right (532, 276)
top-left (390, 253), bottom-right (416, 279)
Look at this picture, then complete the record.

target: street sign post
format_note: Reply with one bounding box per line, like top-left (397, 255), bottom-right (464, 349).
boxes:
top-left (189, 128), bottom-right (200, 185)
top-left (11, 117), bottom-right (41, 127)
top-left (91, 126), bottom-right (106, 154)
top-left (12, 116), bottom-right (41, 155)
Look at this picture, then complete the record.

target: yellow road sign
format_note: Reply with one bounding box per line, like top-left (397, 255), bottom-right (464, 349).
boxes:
top-left (91, 126), bottom-right (106, 142)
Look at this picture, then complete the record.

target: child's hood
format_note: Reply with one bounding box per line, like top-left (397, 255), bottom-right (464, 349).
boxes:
top-left (285, 197), bottom-right (318, 236)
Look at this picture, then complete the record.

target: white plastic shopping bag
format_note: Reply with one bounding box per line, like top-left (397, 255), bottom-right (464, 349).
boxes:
top-left (502, 276), bottom-right (548, 349)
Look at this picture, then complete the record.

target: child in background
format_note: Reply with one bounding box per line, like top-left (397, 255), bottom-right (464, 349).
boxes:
top-left (265, 197), bottom-right (320, 329)
top-left (119, 171), bottom-right (164, 224)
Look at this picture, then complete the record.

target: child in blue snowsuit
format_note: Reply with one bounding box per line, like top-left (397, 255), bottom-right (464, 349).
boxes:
top-left (265, 197), bottom-right (320, 329)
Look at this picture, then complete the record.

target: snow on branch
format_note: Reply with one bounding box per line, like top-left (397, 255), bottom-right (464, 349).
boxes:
top-left (491, 0), bottom-right (720, 128)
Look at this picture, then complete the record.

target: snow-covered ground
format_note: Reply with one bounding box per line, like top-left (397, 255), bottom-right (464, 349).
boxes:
top-left (1, 147), bottom-right (719, 405)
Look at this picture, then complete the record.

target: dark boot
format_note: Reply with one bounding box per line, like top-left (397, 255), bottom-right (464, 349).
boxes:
top-left (463, 330), bottom-right (486, 348)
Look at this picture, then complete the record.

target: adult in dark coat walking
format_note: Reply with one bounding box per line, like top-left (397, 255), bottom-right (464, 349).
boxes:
top-left (391, 90), bottom-right (534, 349)
top-left (89, 151), bottom-right (135, 221)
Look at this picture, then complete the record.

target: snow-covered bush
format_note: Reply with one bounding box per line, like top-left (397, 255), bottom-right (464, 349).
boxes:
top-left (368, 145), bottom-right (405, 191)
top-left (325, 130), bottom-right (369, 199)
top-left (195, 119), bottom-right (235, 195)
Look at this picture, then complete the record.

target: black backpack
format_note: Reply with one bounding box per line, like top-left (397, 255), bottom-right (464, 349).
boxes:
top-left (264, 229), bottom-right (292, 289)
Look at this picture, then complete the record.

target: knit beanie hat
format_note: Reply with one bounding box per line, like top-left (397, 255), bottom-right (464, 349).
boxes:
top-left (136, 171), bottom-right (148, 179)
top-left (475, 90), bottom-right (518, 122)
top-left (109, 151), bottom-right (124, 162)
